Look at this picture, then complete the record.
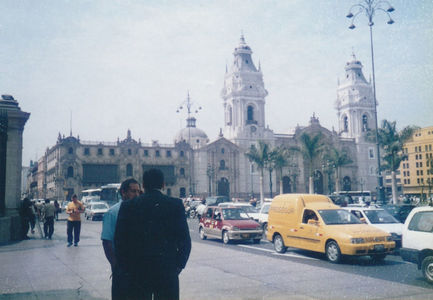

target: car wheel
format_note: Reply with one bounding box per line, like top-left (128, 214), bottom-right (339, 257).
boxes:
top-left (253, 239), bottom-right (261, 244)
top-left (273, 234), bottom-right (287, 253)
top-left (222, 230), bottom-right (230, 244)
top-left (199, 227), bottom-right (207, 240)
top-left (326, 241), bottom-right (341, 263)
top-left (421, 256), bottom-right (433, 284)
top-left (370, 254), bottom-right (386, 263)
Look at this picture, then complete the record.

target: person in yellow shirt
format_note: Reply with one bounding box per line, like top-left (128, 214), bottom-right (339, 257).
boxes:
top-left (66, 194), bottom-right (85, 247)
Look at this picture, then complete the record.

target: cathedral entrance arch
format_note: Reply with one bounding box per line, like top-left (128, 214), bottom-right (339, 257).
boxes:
top-left (313, 170), bottom-right (324, 195)
top-left (343, 176), bottom-right (352, 191)
top-left (217, 177), bottom-right (230, 197)
top-left (282, 176), bottom-right (291, 193)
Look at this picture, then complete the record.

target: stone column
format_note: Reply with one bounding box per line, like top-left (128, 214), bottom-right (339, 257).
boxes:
top-left (0, 95), bottom-right (30, 242)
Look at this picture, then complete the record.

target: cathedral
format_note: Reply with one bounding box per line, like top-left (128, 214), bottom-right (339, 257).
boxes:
top-left (26, 35), bottom-right (379, 202)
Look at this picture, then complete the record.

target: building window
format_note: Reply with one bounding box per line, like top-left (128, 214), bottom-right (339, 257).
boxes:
top-left (179, 187), bottom-right (186, 198)
top-left (219, 160), bottom-right (226, 170)
top-left (362, 114), bottom-right (368, 131)
top-left (126, 164), bottom-right (133, 177)
top-left (196, 139), bottom-right (200, 144)
top-left (408, 179), bottom-right (410, 184)
top-left (417, 170), bottom-right (420, 176)
top-left (420, 154), bottom-right (422, 159)
top-left (221, 148), bottom-right (225, 154)
top-left (156, 150), bottom-right (160, 157)
top-left (67, 166), bottom-right (74, 178)
top-left (128, 149), bottom-right (132, 155)
top-left (84, 148), bottom-right (90, 156)
top-left (98, 148), bottom-right (103, 155)
top-left (166, 150), bottom-right (172, 157)
top-left (426, 145), bottom-right (429, 152)
top-left (247, 105), bottom-right (254, 122)
top-left (420, 162), bottom-right (423, 167)
top-left (180, 151), bottom-right (184, 157)
top-left (144, 149), bottom-right (149, 156)
top-left (180, 168), bottom-right (185, 176)
top-left (369, 148), bottom-right (374, 159)
top-left (68, 147), bottom-right (73, 154)
top-left (109, 149), bottom-right (115, 156)
top-left (343, 116), bottom-right (348, 132)
top-left (416, 162), bottom-right (419, 168)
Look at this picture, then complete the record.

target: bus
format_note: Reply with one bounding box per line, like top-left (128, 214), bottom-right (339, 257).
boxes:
top-left (331, 191), bottom-right (372, 206)
top-left (80, 188), bottom-right (101, 205)
top-left (100, 183), bottom-right (121, 207)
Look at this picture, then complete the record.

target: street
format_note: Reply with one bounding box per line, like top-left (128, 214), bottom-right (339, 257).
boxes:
top-left (0, 214), bottom-right (432, 300)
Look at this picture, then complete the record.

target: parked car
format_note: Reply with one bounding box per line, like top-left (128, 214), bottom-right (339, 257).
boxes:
top-left (400, 206), bottom-right (433, 284)
top-left (84, 202), bottom-right (109, 221)
top-left (199, 206), bottom-right (263, 244)
top-left (256, 202), bottom-right (271, 236)
top-left (382, 204), bottom-right (416, 223)
top-left (218, 202), bottom-right (258, 219)
top-left (343, 206), bottom-right (403, 248)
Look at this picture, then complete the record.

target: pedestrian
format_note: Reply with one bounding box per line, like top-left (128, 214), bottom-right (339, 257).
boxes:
top-left (54, 200), bottom-right (60, 221)
top-left (115, 168), bottom-right (191, 300)
top-left (66, 194), bottom-right (85, 247)
top-left (19, 198), bottom-right (35, 239)
top-left (101, 178), bottom-right (140, 300)
top-left (42, 199), bottom-right (56, 239)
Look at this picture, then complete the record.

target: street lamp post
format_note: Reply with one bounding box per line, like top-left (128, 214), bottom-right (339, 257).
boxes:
top-left (176, 92), bottom-right (202, 196)
top-left (346, 0), bottom-right (395, 204)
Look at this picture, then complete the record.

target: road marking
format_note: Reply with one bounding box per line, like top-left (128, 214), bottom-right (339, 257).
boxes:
top-left (237, 245), bottom-right (319, 261)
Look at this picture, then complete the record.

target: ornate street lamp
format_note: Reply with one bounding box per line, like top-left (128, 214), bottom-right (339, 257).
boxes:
top-left (176, 91), bottom-right (202, 195)
top-left (346, 0), bottom-right (395, 204)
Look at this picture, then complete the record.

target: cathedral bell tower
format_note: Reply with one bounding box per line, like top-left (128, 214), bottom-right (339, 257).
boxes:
top-left (335, 53), bottom-right (376, 141)
top-left (221, 35), bottom-right (270, 147)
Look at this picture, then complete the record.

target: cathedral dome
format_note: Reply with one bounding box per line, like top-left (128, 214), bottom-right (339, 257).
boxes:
top-left (174, 117), bottom-right (208, 149)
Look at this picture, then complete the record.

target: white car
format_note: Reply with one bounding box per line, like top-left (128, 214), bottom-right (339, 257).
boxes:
top-left (401, 206), bottom-right (433, 284)
top-left (256, 202), bottom-right (271, 235)
top-left (343, 206), bottom-right (403, 248)
top-left (84, 202), bottom-right (109, 221)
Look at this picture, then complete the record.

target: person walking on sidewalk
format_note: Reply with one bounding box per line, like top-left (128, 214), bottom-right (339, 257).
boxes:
top-left (54, 200), bottom-right (60, 221)
top-left (66, 194), bottom-right (85, 247)
top-left (42, 199), bottom-right (55, 239)
top-left (115, 168), bottom-right (191, 300)
top-left (101, 178), bottom-right (140, 300)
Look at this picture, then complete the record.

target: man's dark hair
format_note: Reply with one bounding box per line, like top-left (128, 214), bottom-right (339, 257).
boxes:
top-left (45, 199), bottom-right (50, 204)
top-left (142, 168), bottom-right (164, 191)
top-left (120, 178), bottom-right (139, 194)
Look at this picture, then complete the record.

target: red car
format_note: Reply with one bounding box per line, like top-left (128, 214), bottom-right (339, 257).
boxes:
top-left (199, 206), bottom-right (263, 244)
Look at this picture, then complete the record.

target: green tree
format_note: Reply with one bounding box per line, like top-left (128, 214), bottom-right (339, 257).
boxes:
top-left (296, 133), bottom-right (325, 194)
top-left (269, 146), bottom-right (290, 195)
top-left (325, 147), bottom-right (353, 193)
top-left (245, 141), bottom-right (269, 205)
top-left (367, 120), bottom-right (417, 204)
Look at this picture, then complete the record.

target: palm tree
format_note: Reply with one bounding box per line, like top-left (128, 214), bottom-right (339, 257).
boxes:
top-left (325, 148), bottom-right (353, 193)
top-left (297, 133), bottom-right (324, 194)
top-left (245, 141), bottom-right (269, 205)
top-left (367, 120), bottom-right (417, 204)
top-left (269, 146), bottom-right (290, 195)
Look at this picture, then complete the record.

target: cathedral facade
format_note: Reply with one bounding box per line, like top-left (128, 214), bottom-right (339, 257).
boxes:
top-left (26, 36), bottom-right (379, 201)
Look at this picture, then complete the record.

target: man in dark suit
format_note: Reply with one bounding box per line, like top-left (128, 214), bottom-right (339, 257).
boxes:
top-left (114, 168), bottom-right (191, 300)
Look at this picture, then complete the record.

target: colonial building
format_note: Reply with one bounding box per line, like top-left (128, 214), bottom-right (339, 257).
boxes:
top-left (27, 36), bottom-right (380, 201)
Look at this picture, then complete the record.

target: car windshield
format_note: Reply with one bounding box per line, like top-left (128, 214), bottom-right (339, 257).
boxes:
top-left (242, 206), bottom-right (258, 214)
top-left (222, 208), bottom-right (250, 220)
top-left (93, 204), bottom-right (108, 210)
top-left (319, 209), bottom-right (362, 225)
top-left (364, 209), bottom-right (400, 224)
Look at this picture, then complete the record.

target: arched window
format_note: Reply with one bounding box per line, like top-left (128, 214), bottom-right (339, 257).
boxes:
top-left (179, 187), bottom-right (186, 198)
top-left (180, 168), bottom-right (185, 176)
top-left (68, 147), bottom-right (73, 154)
top-left (219, 160), bottom-right (226, 170)
top-left (362, 114), bottom-right (368, 131)
top-left (128, 149), bottom-right (132, 155)
top-left (247, 105), bottom-right (254, 121)
top-left (67, 166), bottom-right (74, 178)
top-left (343, 116), bottom-right (348, 132)
top-left (126, 164), bottom-right (133, 177)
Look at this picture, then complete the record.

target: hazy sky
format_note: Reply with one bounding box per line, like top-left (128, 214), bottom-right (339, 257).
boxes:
top-left (1, 0), bottom-right (432, 165)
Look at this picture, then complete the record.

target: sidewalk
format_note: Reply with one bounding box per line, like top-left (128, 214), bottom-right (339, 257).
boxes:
top-left (1, 219), bottom-right (433, 300)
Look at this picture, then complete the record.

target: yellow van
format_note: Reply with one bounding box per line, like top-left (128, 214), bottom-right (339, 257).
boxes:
top-left (267, 194), bottom-right (395, 263)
